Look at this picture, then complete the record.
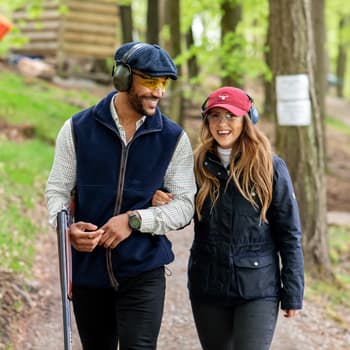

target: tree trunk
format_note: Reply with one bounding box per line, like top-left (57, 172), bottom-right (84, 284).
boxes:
top-left (162, 0), bottom-right (184, 126)
top-left (311, 0), bottom-right (326, 121)
top-left (268, 0), bottom-right (331, 277)
top-left (119, 5), bottom-right (133, 43)
top-left (264, 19), bottom-right (273, 120)
top-left (311, 0), bottom-right (327, 161)
top-left (147, 0), bottom-right (159, 44)
top-left (336, 16), bottom-right (349, 98)
top-left (186, 25), bottom-right (199, 79)
top-left (221, 0), bottom-right (242, 87)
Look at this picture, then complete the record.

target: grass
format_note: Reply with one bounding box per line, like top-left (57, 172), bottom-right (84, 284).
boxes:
top-left (328, 225), bottom-right (350, 264)
top-left (326, 115), bottom-right (350, 135)
top-left (0, 69), bottom-right (100, 275)
top-left (0, 71), bottom-right (98, 143)
top-left (305, 224), bottom-right (350, 327)
top-left (0, 139), bottom-right (53, 273)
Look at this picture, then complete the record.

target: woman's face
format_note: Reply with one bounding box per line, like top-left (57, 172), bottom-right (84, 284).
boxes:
top-left (207, 107), bottom-right (244, 149)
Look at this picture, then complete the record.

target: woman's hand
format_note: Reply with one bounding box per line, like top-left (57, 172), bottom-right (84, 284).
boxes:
top-left (152, 190), bottom-right (173, 206)
top-left (282, 309), bottom-right (298, 318)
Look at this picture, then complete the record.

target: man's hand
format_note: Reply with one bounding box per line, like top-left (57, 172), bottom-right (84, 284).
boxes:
top-left (69, 221), bottom-right (104, 252)
top-left (99, 213), bottom-right (132, 249)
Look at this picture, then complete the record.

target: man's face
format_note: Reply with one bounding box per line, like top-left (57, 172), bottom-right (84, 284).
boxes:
top-left (128, 71), bottom-right (169, 117)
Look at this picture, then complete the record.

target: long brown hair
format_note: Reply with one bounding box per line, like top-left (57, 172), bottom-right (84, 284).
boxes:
top-left (194, 115), bottom-right (273, 222)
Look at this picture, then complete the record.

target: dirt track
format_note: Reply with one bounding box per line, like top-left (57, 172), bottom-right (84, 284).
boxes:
top-left (9, 219), bottom-right (350, 350)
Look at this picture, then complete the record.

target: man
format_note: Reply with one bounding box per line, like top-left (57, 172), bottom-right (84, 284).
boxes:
top-left (46, 41), bottom-right (196, 350)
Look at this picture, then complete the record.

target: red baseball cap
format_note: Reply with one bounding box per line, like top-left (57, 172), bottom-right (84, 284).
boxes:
top-left (203, 86), bottom-right (252, 117)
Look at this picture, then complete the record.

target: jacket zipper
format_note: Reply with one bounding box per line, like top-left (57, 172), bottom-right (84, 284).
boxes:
top-left (104, 125), bottom-right (159, 290)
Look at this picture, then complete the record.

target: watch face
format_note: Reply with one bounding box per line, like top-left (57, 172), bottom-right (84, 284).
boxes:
top-left (129, 214), bottom-right (141, 230)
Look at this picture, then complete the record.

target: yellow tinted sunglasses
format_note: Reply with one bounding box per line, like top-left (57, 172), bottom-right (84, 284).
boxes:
top-left (133, 71), bottom-right (169, 91)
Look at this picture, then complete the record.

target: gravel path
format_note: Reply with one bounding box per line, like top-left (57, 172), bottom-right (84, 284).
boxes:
top-left (10, 214), bottom-right (350, 350)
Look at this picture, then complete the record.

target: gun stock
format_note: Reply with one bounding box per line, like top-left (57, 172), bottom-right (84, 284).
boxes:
top-left (56, 209), bottom-right (73, 350)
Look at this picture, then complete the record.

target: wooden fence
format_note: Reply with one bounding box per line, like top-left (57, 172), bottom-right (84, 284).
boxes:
top-left (13, 0), bottom-right (119, 63)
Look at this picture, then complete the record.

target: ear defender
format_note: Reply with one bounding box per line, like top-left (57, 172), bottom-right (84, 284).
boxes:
top-left (200, 93), bottom-right (259, 124)
top-left (112, 43), bottom-right (147, 92)
top-left (246, 93), bottom-right (259, 125)
top-left (201, 97), bottom-right (209, 119)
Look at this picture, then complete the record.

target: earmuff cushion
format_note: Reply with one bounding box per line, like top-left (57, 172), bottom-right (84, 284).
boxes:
top-left (113, 43), bottom-right (147, 92)
top-left (248, 106), bottom-right (259, 124)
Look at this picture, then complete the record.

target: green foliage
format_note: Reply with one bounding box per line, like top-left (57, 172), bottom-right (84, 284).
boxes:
top-left (0, 0), bottom-right (63, 56)
top-left (171, 0), bottom-right (271, 103)
top-left (159, 24), bottom-right (171, 43)
top-left (220, 32), bottom-right (246, 78)
top-left (326, 0), bottom-right (350, 97)
top-left (131, 0), bottom-right (146, 37)
top-left (177, 0), bottom-right (270, 96)
top-left (326, 0), bottom-right (350, 46)
top-left (180, 0), bottom-right (221, 31)
top-left (0, 26), bottom-right (28, 56)
top-left (1, 0), bottom-right (349, 97)
top-left (119, 0), bottom-right (132, 5)
top-left (219, 31), bottom-right (270, 84)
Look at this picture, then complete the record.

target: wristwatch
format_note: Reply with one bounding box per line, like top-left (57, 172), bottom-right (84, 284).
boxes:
top-left (128, 211), bottom-right (141, 230)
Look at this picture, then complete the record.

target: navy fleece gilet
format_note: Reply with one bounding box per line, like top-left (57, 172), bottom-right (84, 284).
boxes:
top-left (71, 91), bottom-right (183, 288)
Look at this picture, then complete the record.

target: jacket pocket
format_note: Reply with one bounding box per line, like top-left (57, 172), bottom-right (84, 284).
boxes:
top-left (234, 255), bottom-right (280, 299)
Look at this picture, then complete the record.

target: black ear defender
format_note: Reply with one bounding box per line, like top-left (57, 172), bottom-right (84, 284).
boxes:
top-left (112, 43), bottom-right (147, 92)
top-left (201, 97), bottom-right (209, 119)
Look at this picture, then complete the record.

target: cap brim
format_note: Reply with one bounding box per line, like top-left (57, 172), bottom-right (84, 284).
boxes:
top-left (205, 103), bottom-right (247, 117)
top-left (144, 71), bottom-right (177, 80)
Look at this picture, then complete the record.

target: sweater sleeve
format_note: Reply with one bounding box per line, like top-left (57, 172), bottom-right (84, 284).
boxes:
top-left (137, 132), bottom-right (196, 234)
top-left (45, 119), bottom-right (76, 230)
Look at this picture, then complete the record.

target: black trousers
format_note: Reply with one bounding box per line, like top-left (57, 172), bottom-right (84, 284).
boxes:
top-left (72, 267), bottom-right (165, 350)
top-left (191, 298), bottom-right (279, 350)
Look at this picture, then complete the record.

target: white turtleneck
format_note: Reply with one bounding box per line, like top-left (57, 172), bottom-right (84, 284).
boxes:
top-left (217, 146), bottom-right (231, 168)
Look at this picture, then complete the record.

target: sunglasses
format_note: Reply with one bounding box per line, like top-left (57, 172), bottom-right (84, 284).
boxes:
top-left (132, 71), bottom-right (169, 92)
top-left (206, 111), bottom-right (239, 122)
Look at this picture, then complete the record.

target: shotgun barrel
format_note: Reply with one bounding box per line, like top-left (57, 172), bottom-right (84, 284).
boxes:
top-left (56, 209), bottom-right (73, 350)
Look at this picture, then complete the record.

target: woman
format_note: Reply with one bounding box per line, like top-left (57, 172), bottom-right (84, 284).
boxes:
top-left (153, 86), bottom-right (304, 350)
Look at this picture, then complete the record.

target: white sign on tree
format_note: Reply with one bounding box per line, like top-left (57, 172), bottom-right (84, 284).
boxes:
top-left (276, 74), bottom-right (311, 126)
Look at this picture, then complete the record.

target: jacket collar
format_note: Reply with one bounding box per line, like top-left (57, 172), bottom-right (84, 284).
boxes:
top-left (92, 91), bottom-right (164, 134)
top-left (204, 151), bottom-right (241, 180)
top-left (204, 152), bottom-right (228, 180)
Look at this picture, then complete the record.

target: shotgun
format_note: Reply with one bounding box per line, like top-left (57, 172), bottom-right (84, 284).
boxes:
top-left (56, 209), bottom-right (73, 350)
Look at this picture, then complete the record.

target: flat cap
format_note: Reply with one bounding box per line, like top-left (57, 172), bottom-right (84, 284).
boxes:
top-left (114, 41), bottom-right (177, 80)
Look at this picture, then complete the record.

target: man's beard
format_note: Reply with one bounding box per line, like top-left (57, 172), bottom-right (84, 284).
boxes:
top-left (128, 88), bottom-right (158, 117)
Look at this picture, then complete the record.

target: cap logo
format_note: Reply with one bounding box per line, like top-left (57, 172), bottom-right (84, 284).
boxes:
top-left (218, 94), bottom-right (229, 100)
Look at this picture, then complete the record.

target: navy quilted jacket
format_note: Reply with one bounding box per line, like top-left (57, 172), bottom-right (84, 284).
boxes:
top-left (188, 153), bottom-right (304, 310)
